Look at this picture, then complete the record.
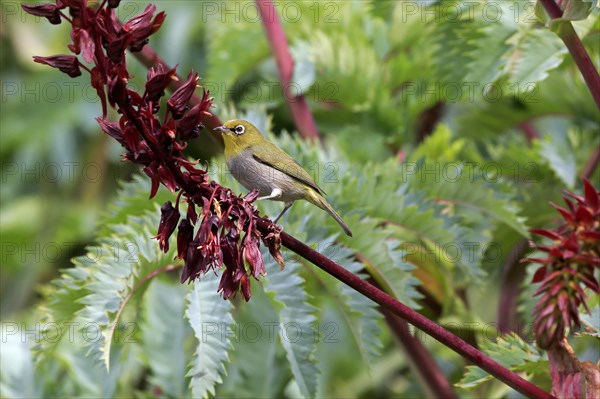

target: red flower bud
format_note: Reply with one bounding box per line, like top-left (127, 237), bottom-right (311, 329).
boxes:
top-left (96, 117), bottom-right (125, 144)
top-left (145, 64), bottom-right (176, 102)
top-left (22, 4), bottom-right (61, 25)
top-left (176, 218), bottom-right (193, 260)
top-left (167, 72), bottom-right (198, 119)
top-left (154, 201), bottom-right (180, 253)
top-left (33, 55), bottom-right (81, 77)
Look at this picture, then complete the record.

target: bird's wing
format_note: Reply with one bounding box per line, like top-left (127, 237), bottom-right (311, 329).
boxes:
top-left (251, 142), bottom-right (326, 195)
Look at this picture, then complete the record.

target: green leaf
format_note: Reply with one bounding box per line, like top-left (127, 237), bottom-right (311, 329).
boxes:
top-left (464, 23), bottom-right (515, 85)
top-left (409, 161), bottom-right (530, 237)
top-left (298, 226), bottom-right (384, 367)
top-left (432, 17), bottom-right (482, 84)
top-left (218, 284), bottom-right (290, 399)
top-left (537, 132), bottom-right (577, 188)
top-left (503, 28), bottom-right (567, 87)
top-left (74, 214), bottom-right (174, 370)
top-left (337, 251), bottom-right (384, 364)
top-left (0, 324), bottom-right (40, 398)
top-left (263, 257), bottom-right (319, 398)
top-left (290, 41), bottom-right (316, 97)
top-left (185, 272), bottom-right (234, 399)
top-left (457, 333), bottom-right (548, 389)
top-left (141, 279), bottom-right (189, 398)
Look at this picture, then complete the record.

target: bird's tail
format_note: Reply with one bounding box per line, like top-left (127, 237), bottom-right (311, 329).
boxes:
top-left (307, 191), bottom-right (353, 237)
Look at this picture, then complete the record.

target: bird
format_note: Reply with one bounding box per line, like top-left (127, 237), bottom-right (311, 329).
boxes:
top-left (214, 119), bottom-right (352, 237)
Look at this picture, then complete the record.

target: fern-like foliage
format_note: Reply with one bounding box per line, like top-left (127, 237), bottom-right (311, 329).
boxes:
top-left (186, 272), bottom-right (234, 399)
top-left (262, 254), bottom-right (320, 398)
top-left (457, 333), bottom-right (550, 390)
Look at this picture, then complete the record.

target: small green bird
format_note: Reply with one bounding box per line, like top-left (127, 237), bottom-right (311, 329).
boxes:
top-left (214, 119), bottom-right (352, 237)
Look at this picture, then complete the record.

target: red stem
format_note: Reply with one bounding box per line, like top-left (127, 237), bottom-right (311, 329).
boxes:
top-left (497, 239), bottom-right (529, 335)
top-left (255, 0), bottom-right (321, 142)
top-left (519, 121), bottom-right (540, 143)
top-left (539, 0), bottom-right (600, 110)
top-left (382, 304), bottom-right (458, 398)
top-left (263, 220), bottom-right (555, 399)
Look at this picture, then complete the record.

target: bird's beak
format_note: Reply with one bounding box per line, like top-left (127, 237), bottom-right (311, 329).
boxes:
top-left (213, 126), bottom-right (228, 133)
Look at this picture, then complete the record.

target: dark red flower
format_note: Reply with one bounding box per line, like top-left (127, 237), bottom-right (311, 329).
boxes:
top-left (244, 234), bottom-right (265, 278)
top-left (167, 72), bottom-right (198, 119)
top-left (122, 4), bottom-right (166, 52)
top-left (176, 219), bottom-right (193, 260)
top-left (107, 66), bottom-right (129, 106)
top-left (68, 28), bottom-right (95, 63)
top-left (145, 64), bottom-right (176, 102)
top-left (33, 55), bottom-right (81, 77)
top-left (96, 117), bottom-right (125, 144)
top-left (154, 201), bottom-right (180, 253)
top-left (106, 33), bottom-right (133, 64)
top-left (22, 4), bottom-right (62, 25)
top-left (27, 0), bottom-right (282, 302)
top-left (176, 104), bottom-right (204, 140)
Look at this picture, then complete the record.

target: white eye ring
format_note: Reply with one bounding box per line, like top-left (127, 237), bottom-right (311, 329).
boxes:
top-left (234, 125), bottom-right (245, 135)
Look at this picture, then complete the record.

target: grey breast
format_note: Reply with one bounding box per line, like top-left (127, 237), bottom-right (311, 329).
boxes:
top-left (227, 149), bottom-right (307, 202)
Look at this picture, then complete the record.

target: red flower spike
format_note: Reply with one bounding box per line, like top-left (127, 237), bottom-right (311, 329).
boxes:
top-left (27, 0), bottom-right (281, 302)
top-left (22, 4), bottom-right (62, 25)
top-left (525, 180), bottom-right (600, 349)
top-left (33, 55), bottom-right (81, 77)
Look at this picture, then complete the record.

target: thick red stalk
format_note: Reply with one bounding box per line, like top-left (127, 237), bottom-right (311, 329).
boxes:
top-left (381, 306), bottom-right (458, 399)
top-left (255, 0), bottom-right (321, 142)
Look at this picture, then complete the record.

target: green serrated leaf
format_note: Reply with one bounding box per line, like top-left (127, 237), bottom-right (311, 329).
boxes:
top-left (537, 133), bottom-right (577, 188)
top-left (186, 272), bottom-right (234, 399)
top-left (141, 279), bottom-right (189, 398)
top-left (409, 162), bottom-right (530, 237)
top-left (457, 333), bottom-right (548, 389)
top-left (504, 28), bottom-right (567, 87)
top-left (263, 257), bottom-right (319, 399)
top-left (290, 41), bottom-right (316, 97)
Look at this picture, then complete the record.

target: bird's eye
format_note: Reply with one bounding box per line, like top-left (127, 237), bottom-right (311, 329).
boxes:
top-left (234, 125), bottom-right (245, 135)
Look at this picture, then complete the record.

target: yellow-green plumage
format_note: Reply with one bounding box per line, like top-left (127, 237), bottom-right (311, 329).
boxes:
top-left (215, 119), bottom-right (352, 237)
